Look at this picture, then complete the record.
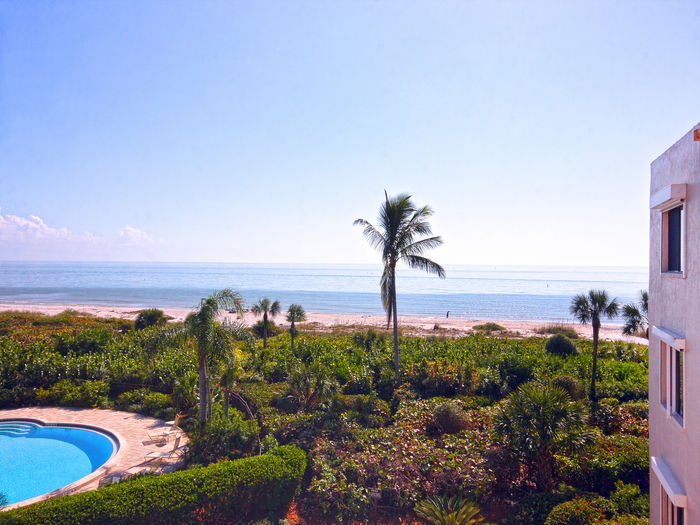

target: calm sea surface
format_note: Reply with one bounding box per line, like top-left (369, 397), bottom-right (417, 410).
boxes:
top-left (0, 262), bottom-right (648, 323)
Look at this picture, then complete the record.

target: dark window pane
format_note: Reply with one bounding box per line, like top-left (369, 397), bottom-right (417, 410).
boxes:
top-left (668, 206), bottom-right (682, 272)
top-left (676, 506), bottom-right (684, 525)
top-left (676, 348), bottom-right (683, 417)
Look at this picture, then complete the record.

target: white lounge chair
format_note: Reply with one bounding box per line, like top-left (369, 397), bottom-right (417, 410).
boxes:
top-left (145, 436), bottom-right (185, 465)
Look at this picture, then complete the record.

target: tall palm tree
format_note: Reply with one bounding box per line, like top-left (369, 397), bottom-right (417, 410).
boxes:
top-left (168, 289), bottom-right (245, 425)
top-left (252, 297), bottom-right (281, 348)
top-left (622, 290), bottom-right (649, 337)
top-left (354, 191), bottom-right (445, 376)
top-left (570, 289), bottom-right (619, 401)
top-left (286, 303), bottom-right (306, 351)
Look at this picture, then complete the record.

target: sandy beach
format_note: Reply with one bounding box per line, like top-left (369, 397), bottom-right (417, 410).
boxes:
top-left (0, 302), bottom-right (646, 343)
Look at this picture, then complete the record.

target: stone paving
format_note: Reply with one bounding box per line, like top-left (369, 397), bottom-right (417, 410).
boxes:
top-left (0, 406), bottom-right (188, 503)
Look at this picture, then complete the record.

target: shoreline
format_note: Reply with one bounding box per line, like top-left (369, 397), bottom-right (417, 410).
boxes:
top-left (0, 302), bottom-right (646, 343)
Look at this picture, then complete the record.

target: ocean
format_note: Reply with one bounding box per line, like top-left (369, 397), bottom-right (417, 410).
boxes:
top-left (0, 262), bottom-right (648, 323)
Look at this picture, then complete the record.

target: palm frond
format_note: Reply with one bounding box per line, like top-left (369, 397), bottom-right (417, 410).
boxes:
top-left (403, 235), bottom-right (444, 256)
top-left (403, 254), bottom-right (446, 278)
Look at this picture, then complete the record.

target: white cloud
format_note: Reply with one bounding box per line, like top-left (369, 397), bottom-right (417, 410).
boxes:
top-left (0, 213), bottom-right (98, 242)
top-left (119, 225), bottom-right (154, 245)
top-left (0, 209), bottom-right (158, 260)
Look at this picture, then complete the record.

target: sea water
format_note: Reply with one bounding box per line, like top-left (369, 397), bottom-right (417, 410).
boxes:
top-left (0, 262), bottom-right (648, 323)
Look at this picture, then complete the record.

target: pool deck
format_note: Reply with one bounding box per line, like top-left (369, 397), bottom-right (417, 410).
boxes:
top-left (0, 406), bottom-right (188, 509)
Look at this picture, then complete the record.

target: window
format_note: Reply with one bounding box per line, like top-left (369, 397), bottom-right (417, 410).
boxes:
top-left (660, 340), bottom-right (684, 425)
top-left (660, 342), bottom-right (668, 407)
top-left (673, 347), bottom-right (683, 420)
top-left (662, 204), bottom-right (685, 273)
top-left (662, 487), bottom-right (685, 525)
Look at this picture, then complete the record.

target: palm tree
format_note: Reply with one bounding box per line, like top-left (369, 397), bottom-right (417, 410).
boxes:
top-left (354, 192), bottom-right (445, 376)
top-left (622, 290), bottom-right (648, 337)
top-left (168, 289), bottom-right (245, 425)
top-left (252, 298), bottom-right (281, 348)
top-left (493, 382), bottom-right (590, 491)
top-left (286, 304), bottom-right (306, 351)
top-left (415, 495), bottom-right (487, 525)
top-left (570, 289), bottom-right (619, 401)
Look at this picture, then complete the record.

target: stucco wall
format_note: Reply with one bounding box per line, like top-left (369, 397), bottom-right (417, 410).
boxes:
top-left (649, 122), bottom-right (700, 523)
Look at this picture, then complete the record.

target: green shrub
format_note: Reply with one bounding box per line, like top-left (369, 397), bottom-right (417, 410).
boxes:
top-left (53, 328), bottom-right (113, 356)
top-left (557, 434), bottom-right (649, 494)
top-left (0, 446), bottom-right (305, 525)
top-left (609, 481), bottom-right (648, 517)
top-left (188, 413), bottom-right (260, 465)
top-left (472, 322), bottom-right (505, 332)
top-left (134, 309), bottom-right (170, 330)
top-left (333, 393), bottom-right (391, 428)
top-left (405, 360), bottom-right (472, 398)
top-left (552, 375), bottom-right (585, 400)
top-left (536, 324), bottom-right (579, 339)
top-left (545, 495), bottom-right (609, 525)
top-left (507, 490), bottom-right (575, 525)
top-left (429, 401), bottom-right (469, 435)
top-left (252, 320), bottom-right (282, 339)
top-left (114, 389), bottom-right (173, 417)
top-left (36, 380), bottom-right (108, 408)
top-left (545, 334), bottom-right (578, 357)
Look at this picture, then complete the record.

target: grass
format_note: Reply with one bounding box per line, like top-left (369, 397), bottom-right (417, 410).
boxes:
top-left (536, 323), bottom-right (579, 339)
top-left (472, 322), bottom-right (506, 332)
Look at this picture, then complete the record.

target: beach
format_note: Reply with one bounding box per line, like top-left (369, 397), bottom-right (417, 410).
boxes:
top-left (0, 302), bottom-right (646, 343)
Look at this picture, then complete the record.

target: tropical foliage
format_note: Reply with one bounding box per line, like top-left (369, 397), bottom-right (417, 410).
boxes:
top-left (621, 291), bottom-right (648, 337)
top-left (570, 290), bottom-right (619, 400)
top-left (0, 310), bottom-right (650, 523)
top-left (355, 192), bottom-right (445, 375)
top-left (252, 297), bottom-right (281, 348)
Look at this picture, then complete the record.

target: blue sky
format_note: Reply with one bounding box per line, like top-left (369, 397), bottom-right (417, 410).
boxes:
top-left (1, 1), bottom-right (698, 266)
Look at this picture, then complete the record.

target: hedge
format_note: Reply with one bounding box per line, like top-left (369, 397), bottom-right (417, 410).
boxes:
top-left (0, 445), bottom-right (305, 525)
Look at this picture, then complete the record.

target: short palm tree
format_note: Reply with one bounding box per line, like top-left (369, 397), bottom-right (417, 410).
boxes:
top-left (167, 289), bottom-right (245, 425)
top-left (286, 303), bottom-right (306, 351)
top-left (252, 298), bottom-right (281, 348)
top-left (493, 382), bottom-right (590, 491)
top-left (622, 290), bottom-right (648, 337)
top-left (354, 192), bottom-right (445, 376)
top-left (570, 289), bottom-right (619, 401)
top-left (415, 495), bottom-right (487, 525)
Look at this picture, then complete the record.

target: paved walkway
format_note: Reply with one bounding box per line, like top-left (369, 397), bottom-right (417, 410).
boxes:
top-left (0, 406), bottom-right (188, 505)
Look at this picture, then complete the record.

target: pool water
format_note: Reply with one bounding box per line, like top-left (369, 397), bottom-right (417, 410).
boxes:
top-left (0, 421), bottom-right (116, 505)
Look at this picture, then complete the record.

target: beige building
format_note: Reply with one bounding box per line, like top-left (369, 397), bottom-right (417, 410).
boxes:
top-left (649, 122), bottom-right (700, 525)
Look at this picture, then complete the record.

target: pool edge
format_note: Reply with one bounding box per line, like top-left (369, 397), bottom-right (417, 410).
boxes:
top-left (0, 417), bottom-right (126, 510)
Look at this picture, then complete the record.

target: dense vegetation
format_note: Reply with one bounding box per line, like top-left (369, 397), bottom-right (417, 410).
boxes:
top-left (0, 311), bottom-right (649, 524)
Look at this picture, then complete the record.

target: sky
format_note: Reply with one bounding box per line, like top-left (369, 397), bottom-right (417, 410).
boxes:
top-left (1, 1), bottom-right (699, 266)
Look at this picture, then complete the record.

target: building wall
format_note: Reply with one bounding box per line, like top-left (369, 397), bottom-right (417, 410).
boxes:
top-left (649, 122), bottom-right (700, 523)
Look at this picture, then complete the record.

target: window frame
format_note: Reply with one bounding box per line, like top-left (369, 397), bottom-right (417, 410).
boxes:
top-left (662, 203), bottom-right (685, 275)
top-left (650, 183), bottom-right (687, 278)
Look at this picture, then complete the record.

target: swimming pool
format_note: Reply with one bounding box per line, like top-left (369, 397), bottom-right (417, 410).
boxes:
top-left (0, 420), bottom-right (117, 506)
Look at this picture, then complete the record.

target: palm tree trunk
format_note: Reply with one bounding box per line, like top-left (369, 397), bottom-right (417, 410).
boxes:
top-left (197, 352), bottom-right (208, 426)
top-left (591, 318), bottom-right (600, 401)
top-left (263, 312), bottom-right (268, 348)
top-left (291, 320), bottom-right (295, 351)
top-left (391, 265), bottom-right (399, 377)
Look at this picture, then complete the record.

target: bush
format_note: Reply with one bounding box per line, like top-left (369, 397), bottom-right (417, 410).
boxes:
top-left (552, 375), bottom-right (585, 400)
top-left (506, 486), bottom-right (578, 525)
top-left (134, 309), bottom-right (170, 330)
top-left (36, 380), bottom-right (108, 408)
top-left (405, 360), bottom-right (472, 398)
top-left (556, 434), bottom-right (649, 494)
top-left (545, 496), bottom-right (610, 525)
top-left (0, 446), bottom-right (305, 525)
top-left (609, 481), bottom-right (648, 517)
top-left (188, 413), bottom-right (260, 465)
top-left (546, 334), bottom-right (578, 357)
top-left (429, 401), bottom-right (469, 435)
top-left (53, 328), bottom-right (113, 356)
top-left (252, 320), bottom-right (282, 339)
top-left (472, 322), bottom-right (505, 332)
top-left (536, 324), bottom-right (579, 339)
top-left (114, 389), bottom-right (173, 417)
